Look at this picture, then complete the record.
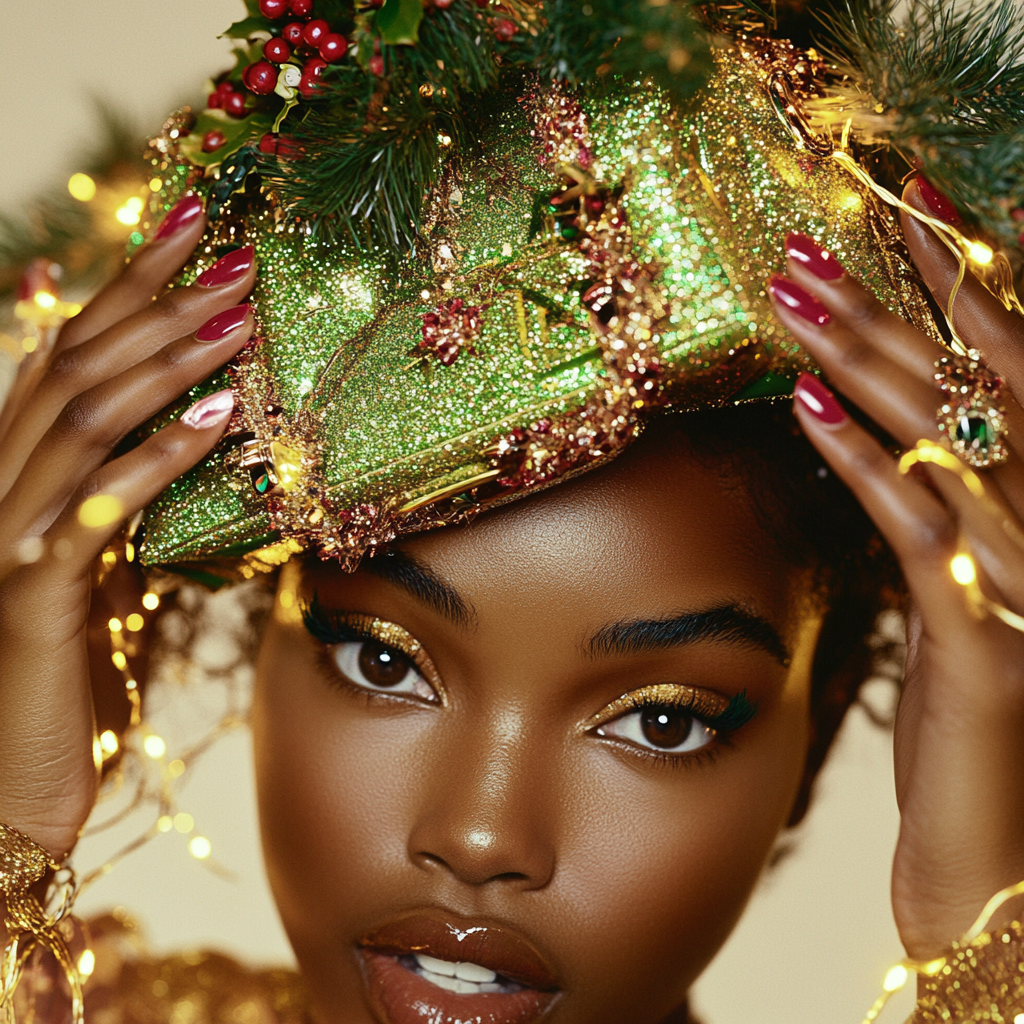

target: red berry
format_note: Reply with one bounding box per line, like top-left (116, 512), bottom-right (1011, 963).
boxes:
top-left (493, 17), bottom-right (515, 40)
top-left (244, 60), bottom-right (278, 95)
top-left (208, 91), bottom-right (223, 109)
top-left (217, 80), bottom-right (235, 96)
top-left (304, 56), bottom-right (327, 77)
top-left (259, 0), bottom-right (289, 18)
top-left (369, 53), bottom-right (384, 76)
top-left (202, 130), bottom-right (227, 152)
top-left (298, 73), bottom-right (321, 98)
top-left (319, 33), bottom-right (347, 62)
top-left (259, 133), bottom-right (280, 154)
top-left (264, 37), bottom-right (291, 62)
top-left (289, 0), bottom-right (313, 15)
top-left (282, 21), bottom-right (305, 43)
top-left (434, 0), bottom-right (454, 6)
top-left (303, 18), bottom-right (328, 46)
top-left (223, 91), bottom-right (247, 117)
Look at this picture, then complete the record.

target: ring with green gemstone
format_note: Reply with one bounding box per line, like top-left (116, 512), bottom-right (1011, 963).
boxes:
top-left (935, 351), bottom-right (1009, 468)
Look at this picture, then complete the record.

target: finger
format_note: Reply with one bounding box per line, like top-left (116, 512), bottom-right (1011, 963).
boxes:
top-left (56, 196), bottom-right (207, 352)
top-left (770, 274), bottom-right (1024, 511)
top-left (911, 451), bottom-right (1024, 615)
top-left (0, 391), bottom-right (234, 853)
top-left (0, 253), bottom-right (255, 498)
top-left (0, 305), bottom-right (253, 547)
top-left (0, 332), bottom-right (58, 445)
top-left (900, 177), bottom-right (1024, 401)
top-left (769, 274), bottom-right (940, 446)
top-left (785, 230), bottom-right (946, 383)
top-left (3, 389), bottom-right (235, 582)
top-left (791, 373), bottom-right (970, 636)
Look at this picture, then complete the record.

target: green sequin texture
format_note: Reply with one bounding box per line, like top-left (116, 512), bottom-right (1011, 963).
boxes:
top-left (141, 46), bottom-right (935, 572)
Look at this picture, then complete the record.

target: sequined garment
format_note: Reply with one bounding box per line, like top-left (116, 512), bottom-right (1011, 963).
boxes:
top-left (11, 915), bottom-right (309, 1024)
top-left (139, 42), bottom-right (938, 580)
top-left (912, 921), bottom-right (1024, 1023)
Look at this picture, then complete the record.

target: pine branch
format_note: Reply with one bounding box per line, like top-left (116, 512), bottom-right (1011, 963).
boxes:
top-left (504, 0), bottom-right (717, 107)
top-left (817, 0), bottom-right (1024, 244)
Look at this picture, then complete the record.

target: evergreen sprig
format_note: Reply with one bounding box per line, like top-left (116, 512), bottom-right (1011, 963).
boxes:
top-left (819, 0), bottom-right (1024, 245)
top-left (255, 0), bottom-right (723, 248)
top-left (0, 103), bottom-right (152, 309)
top-left (503, 0), bottom-right (716, 107)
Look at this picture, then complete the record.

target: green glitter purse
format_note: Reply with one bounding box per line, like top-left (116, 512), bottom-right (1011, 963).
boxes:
top-left (140, 42), bottom-right (938, 582)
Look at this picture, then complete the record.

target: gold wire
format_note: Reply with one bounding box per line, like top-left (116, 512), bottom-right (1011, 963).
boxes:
top-left (898, 442), bottom-right (1024, 637)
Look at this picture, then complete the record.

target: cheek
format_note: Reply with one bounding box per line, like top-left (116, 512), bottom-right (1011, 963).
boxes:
top-left (550, 699), bottom-right (810, 1010)
top-left (252, 626), bottom-right (432, 944)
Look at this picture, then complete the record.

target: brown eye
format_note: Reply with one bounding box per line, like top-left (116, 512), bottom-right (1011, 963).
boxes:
top-left (640, 706), bottom-right (695, 749)
top-left (331, 640), bottom-right (439, 703)
top-left (358, 640), bottom-right (412, 688)
top-left (597, 702), bottom-right (716, 755)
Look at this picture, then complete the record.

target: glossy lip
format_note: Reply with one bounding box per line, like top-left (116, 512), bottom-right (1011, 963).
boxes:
top-left (359, 911), bottom-right (560, 991)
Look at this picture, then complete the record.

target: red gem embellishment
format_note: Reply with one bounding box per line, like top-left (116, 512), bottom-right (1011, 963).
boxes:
top-left (415, 298), bottom-right (485, 367)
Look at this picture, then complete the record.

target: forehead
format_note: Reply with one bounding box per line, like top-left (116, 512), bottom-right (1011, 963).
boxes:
top-left (303, 439), bottom-right (809, 647)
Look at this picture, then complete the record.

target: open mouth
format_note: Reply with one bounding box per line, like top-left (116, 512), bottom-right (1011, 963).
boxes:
top-left (359, 914), bottom-right (559, 1024)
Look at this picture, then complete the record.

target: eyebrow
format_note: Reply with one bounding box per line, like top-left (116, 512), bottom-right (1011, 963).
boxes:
top-left (362, 550), bottom-right (475, 628)
top-left (587, 605), bottom-right (790, 666)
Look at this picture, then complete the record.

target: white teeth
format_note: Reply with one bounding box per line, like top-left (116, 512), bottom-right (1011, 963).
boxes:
top-left (455, 961), bottom-right (497, 983)
top-left (415, 953), bottom-right (457, 977)
top-left (412, 953), bottom-right (501, 993)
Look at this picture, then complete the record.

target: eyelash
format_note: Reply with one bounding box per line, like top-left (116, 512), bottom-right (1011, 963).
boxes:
top-left (301, 596), bottom-right (440, 706)
top-left (301, 595), bottom-right (757, 766)
top-left (589, 689), bottom-right (757, 769)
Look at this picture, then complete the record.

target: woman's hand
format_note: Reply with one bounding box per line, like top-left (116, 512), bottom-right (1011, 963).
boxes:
top-left (0, 196), bottom-right (256, 861)
top-left (770, 177), bottom-right (1024, 961)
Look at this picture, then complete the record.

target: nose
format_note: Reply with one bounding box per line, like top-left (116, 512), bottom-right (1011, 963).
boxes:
top-left (407, 707), bottom-right (557, 890)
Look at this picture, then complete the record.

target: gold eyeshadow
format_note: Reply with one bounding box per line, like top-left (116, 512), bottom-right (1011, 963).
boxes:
top-left (583, 683), bottom-right (734, 734)
top-left (320, 611), bottom-right (448, 705)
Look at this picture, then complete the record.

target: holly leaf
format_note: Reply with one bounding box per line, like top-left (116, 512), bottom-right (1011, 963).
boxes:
top-left (179, 109), bottom-right (273, 168)
top-left (221, 15), bottom-right (271, 39)
top-left (376, 0), bottom-right (423, 45)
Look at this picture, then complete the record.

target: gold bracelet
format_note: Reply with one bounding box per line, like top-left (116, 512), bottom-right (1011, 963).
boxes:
top-left (0, 822), bottom-right (82, 1024)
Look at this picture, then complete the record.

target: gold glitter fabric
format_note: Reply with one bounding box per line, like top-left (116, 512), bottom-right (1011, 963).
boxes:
top-left (912, 921), bottom-right (1024, 1023)
top-left (11, 914), bottom-right (309, 1024)
top-left (0, 823), bottom-right (50, 906)
top-left (140, 40), bottom-right (938, 580)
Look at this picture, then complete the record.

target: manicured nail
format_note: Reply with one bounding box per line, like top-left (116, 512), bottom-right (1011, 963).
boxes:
top-left (197, 246), bottom-right (255, 288)
top-left (785, 232), bottom-right (845, 280)
top-left (916, 176), bottom-right (961, 226)
top-left (769, 275), bottom-right (831, 326)
top-left (195, 304), bottom-right (251, 342)
top-left (153, 195), bottom-right (204, 241)
top-left (794, 372), bottom-right (847, 425)
top-left (181, 389), bottom-right (235, 430)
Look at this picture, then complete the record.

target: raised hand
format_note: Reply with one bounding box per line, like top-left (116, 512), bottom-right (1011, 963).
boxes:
top-left (0, 197), bottom-right (254, 860)
top-left (770, 177), bottom-right (1024, 959)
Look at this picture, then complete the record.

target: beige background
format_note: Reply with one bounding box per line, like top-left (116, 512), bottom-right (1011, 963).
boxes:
top-left (0, 2), bottom-right (915, 1021)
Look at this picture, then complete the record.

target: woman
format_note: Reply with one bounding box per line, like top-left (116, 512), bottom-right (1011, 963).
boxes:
top-left (1, 1), bottom-right (1024, 1022)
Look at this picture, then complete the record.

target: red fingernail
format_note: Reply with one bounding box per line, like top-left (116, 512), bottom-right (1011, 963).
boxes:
top-left (794, 372), bottom-right (847, 425)
top-left (195, 304), bottom-right (251, 342)
top-left (153, 195), bottom-right (204, 241)
top-left (197, 246), bottom-right (255, 288)
top-left (916, 176), bottom-right (961, 226)
top-left (769, 275), bottom-right (831, 326)
top-left (785, 232), bottom-right (845, 280)
top-left (181, 389), bottom-right (235, 430)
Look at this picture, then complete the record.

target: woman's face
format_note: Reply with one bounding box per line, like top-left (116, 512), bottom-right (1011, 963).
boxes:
top-left (253, 439), bottom-right (823, 1024)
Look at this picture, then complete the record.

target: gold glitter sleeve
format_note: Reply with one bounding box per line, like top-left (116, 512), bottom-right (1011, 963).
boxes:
top-left (9, 911), bottom-right (308, 1024)
top-left (910, 922), bottom-right (1024, 1023)
top-left (0, 822), bottom-right (84, 1024)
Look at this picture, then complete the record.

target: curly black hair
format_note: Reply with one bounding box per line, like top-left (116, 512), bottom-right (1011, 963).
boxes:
top-left (645, 399), bottom-right (904, 825)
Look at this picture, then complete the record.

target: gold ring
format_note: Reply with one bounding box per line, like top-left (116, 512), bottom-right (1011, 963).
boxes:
top-left (935, 350), bottom-right (1009, 468)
